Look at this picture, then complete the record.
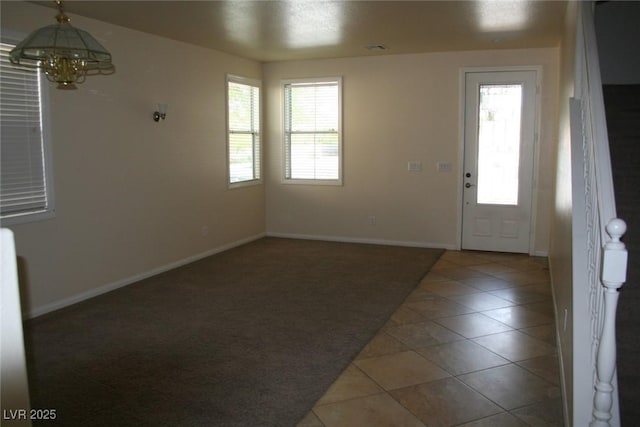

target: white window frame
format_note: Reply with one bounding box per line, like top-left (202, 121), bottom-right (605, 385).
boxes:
top-left (0, 31), bottom-right (55, 226)
top-left (226, 74), bottom-right (262, 189)
top-left (282, 76), bottom-right (343, 186)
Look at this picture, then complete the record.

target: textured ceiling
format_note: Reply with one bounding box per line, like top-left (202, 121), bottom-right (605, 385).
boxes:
top-left (35, 0), bottom-right (568, 62)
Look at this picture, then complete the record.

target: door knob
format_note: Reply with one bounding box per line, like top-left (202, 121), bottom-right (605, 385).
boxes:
top-left (465, 172), bottom-right (471, 178)
top-left (465, 182), bottom-right (475, 188)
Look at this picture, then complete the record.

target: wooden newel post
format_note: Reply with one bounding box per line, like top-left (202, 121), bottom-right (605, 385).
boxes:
top-left (591, 218), bottom-right (627, 427)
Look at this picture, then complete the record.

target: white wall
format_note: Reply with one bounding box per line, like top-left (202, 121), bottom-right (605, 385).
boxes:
top-left (1, 1), bottom-right (563, 318)
top-left (264, 49), bottom-right (558, 252)
top-left (549, 1), bottom-right (578, 425)
top-left (1, 229), bottom-right (31, 426)
top-left (1, 2), bottom-right (265, 316)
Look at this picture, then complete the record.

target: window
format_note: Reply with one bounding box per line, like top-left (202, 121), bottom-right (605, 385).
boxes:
top-left (0, 35), bottom-right (54, 225)
top-left (227, 75), bottom-right (261, 186)
top-left (283, 77), bottom-right (342, 184)
top-left (477, 84), bottom-right (522, 205)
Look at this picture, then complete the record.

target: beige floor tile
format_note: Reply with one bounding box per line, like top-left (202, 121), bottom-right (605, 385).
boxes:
top-left (532, 256), bottom-right (549, 266)
top-left (488, 284), bottom-right (552, 304)
top-left (354, 350), bottom-right (450, 390)
top-left (459, 276), bottom-right (516, 291)
top-left (459, 364), bottom-right (560, 410)
top-left (504, 257), bottom-right (549, 272)
top-left (416, 340), bottom-right (509, 375)
top-left (520, 324), bottom-right (558, 347)
top-left (434, 313), bottom-right (513, 338)
top-left (406, 298), bottom-right (475, 319)
top-left (492, 270), bottom-right (551, 286)
top-left (433, 267), bottom-right (489, 281)
top-left (356, 332), bottom-right (409, 359)
top-left (449, 293), bottom-right (515, 311)
top-left (468, 263), bottom-right (519, 275)
top-left (391, 377), bottom-right (502, 426)
top-left (419, 280), bottom-right (482, 297)
top-left (529, 282), bottom-right (552, 295)
top-left (482, 306), bottom-right (554, 329)
top-left (405, 287), bottom-right (440, 302)
top-left (473, 330), bottom-right (556, 362)
top-left (470, 252), bottom-right (529, 264)
top-left (511, 397), bottom-right (565, 426)
top-left (439, 251), bottom-right (489, 266)
top-left (297, 410), bottom-right (325, 427)
top-left (386, 305), bottom-right (427, 326)
top-left (431, 259), bottom-right (461, 271)
top-left (517, 354), bottom-right (561, 386)
top-left (522, 300), bottom-right (557, 318)
top-left (457, 412), bottom-right (529, 426)
top-left (315, 365), bottom-right (383, 405)
top-left (421, 271), bottom-right (452, 283)
top-left (313, 392), bottom-right (426, 427)
top-left (385, 321), bottom-right (464, 348)
top-left (308, 250), bottom-right (562, 426)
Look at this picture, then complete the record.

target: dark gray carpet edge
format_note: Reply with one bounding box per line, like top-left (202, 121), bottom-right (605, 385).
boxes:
top-left (22, 237), bottom-right (444, 427)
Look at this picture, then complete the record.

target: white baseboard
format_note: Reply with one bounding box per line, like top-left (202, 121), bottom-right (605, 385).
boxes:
top-left (265, 231), bottom-right (456, 250)
top-left (26, 233), bottom-right (265, 319)
top-left (533, 250), bottom-right (549, 257)
top-left (547, 260), bottom-right (570, 427)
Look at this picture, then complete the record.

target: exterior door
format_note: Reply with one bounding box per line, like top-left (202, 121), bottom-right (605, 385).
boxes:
top-left (462, 70), bottom-right (537, 253)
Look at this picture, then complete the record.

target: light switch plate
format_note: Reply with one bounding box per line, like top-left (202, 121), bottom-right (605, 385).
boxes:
top-left (437, 161), bottom-right (452, 172)
top-left (408, 161), bottom-right (422, 172)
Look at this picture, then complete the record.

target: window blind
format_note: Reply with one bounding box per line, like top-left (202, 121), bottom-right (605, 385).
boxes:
top-left (0, 40), bottom-right (50, 219)
top-left (284, 79), bottom-right (341, 182)
top-left (228, 78), bottom-right (260, 184)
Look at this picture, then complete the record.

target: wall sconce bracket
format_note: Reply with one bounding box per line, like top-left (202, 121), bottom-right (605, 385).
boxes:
top-left (153, 103), bottom-right (168, 122)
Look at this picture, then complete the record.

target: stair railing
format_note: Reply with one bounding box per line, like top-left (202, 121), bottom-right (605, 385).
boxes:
top-left (570, 2), bottom-right (628, 426)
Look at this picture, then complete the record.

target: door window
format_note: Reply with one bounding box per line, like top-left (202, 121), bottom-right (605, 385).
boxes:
top-left (477, 84), bottom-right (522, 206)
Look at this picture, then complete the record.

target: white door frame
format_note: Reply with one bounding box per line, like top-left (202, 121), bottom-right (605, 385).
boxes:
top-left (456, 66), bottom-right (542, 254)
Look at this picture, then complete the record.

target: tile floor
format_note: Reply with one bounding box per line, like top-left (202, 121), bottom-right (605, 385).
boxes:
top-left (297, 250), bottom-right (564, 427)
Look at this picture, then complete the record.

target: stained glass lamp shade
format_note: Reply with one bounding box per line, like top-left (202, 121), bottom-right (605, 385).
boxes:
top-left (9, 1), bottom-right (114, 89)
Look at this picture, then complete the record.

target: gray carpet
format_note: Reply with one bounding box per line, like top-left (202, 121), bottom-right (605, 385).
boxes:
top-left (23, 237), bottom-right (443, 426)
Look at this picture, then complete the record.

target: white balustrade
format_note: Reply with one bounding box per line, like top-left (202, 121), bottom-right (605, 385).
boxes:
top-left (573, 2), bottom-right (629, 426)
top-left (591, 219), bottom-right (627, 427)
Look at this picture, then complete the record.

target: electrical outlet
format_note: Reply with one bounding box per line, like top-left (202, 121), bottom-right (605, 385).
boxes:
top-left (408, 161), bottom-right (422, 172)
top-left (368, 216), bottom-right (376, 225)
top-left (437, 161), bottom-right (452, 172)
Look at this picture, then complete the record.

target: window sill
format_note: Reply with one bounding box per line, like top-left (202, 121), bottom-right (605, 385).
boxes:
top-left (228, 179), bottom-right (263, 190)
top-left (282, 178), bottom-right (343, 186)
top-left (1, 209), bottom-right (56, 227)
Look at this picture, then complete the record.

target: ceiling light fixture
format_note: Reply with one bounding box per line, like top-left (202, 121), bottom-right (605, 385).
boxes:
top-left (9, 0), bottom-right (114, 89)
top-left (365, 44), bottom-right (387, 51)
